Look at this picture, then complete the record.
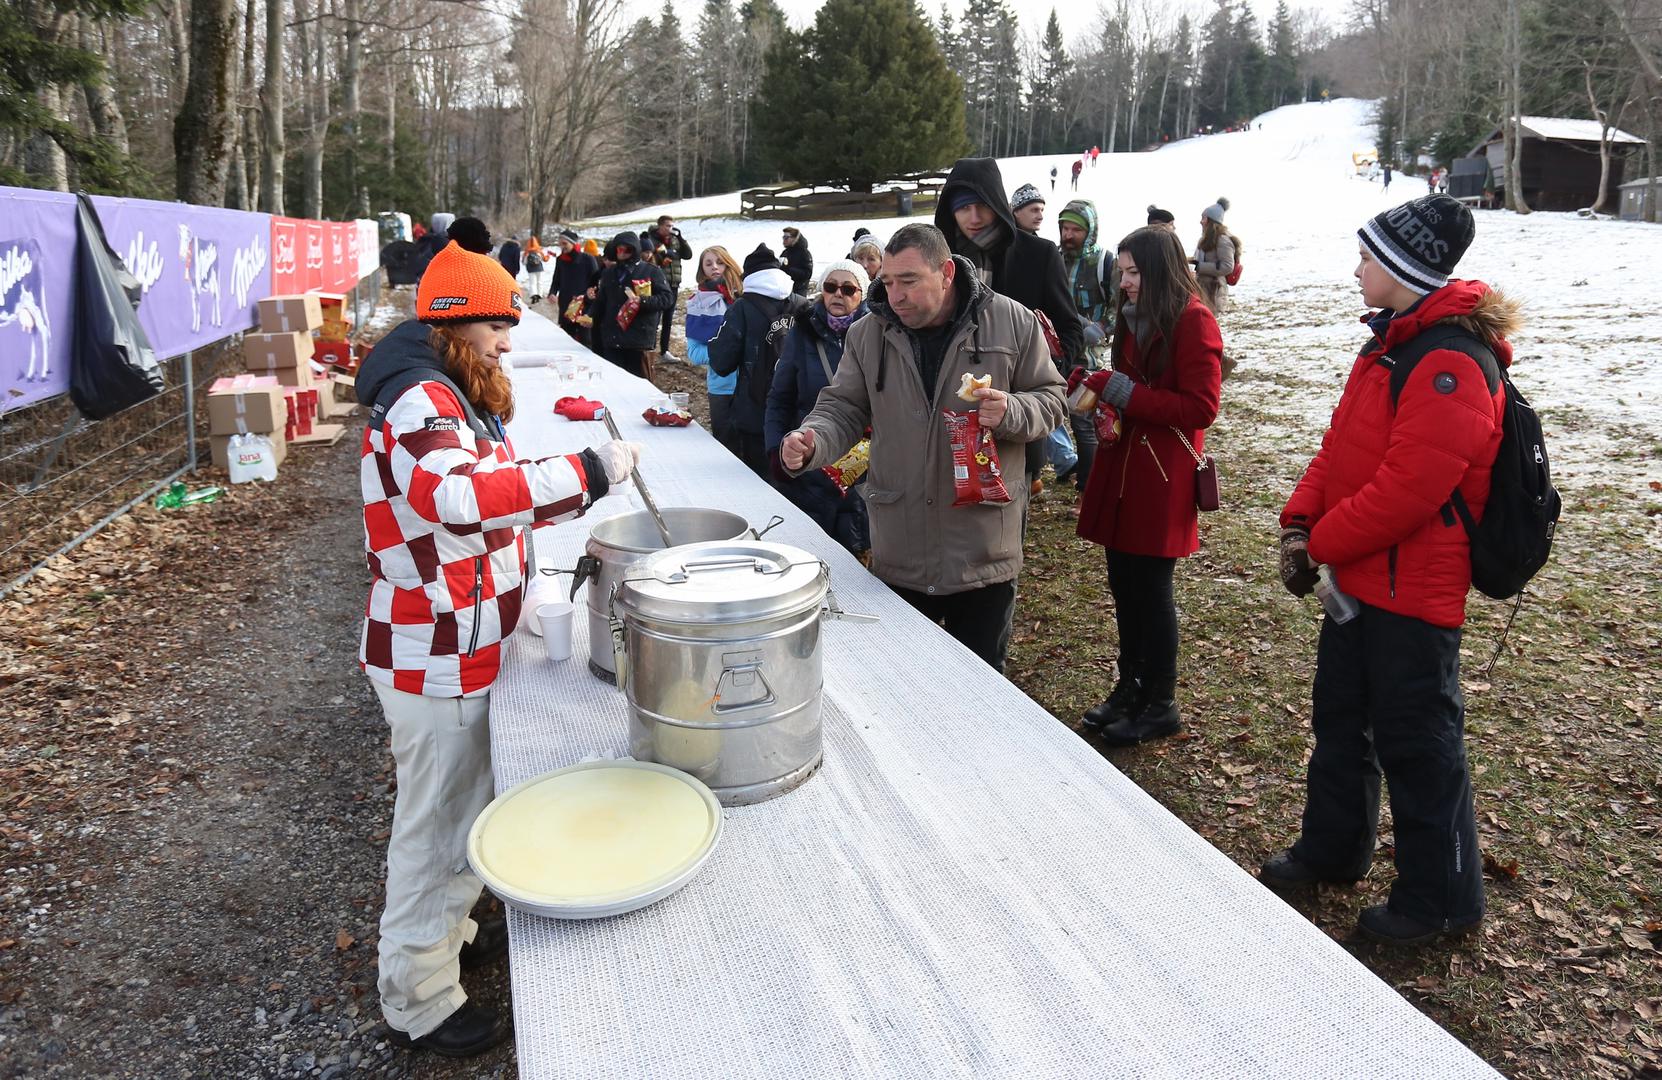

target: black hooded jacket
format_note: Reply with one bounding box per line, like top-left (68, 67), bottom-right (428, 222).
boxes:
top-left (935, 157), bottom-right (1084, 367)
top-left (589, 231), bottom-right (673, 352)
top-left (781, 234), bottom-right (814, 295)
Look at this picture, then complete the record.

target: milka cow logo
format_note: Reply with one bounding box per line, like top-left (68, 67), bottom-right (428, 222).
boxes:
top-left (230, 233), bottom-right (268, 308)
top-left (178, 224), bottom-right (223, 334)
top-left (0, 240), bottom-right (52, 383)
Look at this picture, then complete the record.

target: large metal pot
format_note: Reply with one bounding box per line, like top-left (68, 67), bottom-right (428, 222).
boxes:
top-left (572, 508), bottom-right (777, 681)
top-left (611, 541), bottom-right (872, 806)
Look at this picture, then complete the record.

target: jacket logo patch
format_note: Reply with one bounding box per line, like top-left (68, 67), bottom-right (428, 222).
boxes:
top-left (1433, 372), bottom-right (1458, 394)
top-left (427, 296), bottom-right (469, 310)
top-left (425, 416), bottom-right (462, 431)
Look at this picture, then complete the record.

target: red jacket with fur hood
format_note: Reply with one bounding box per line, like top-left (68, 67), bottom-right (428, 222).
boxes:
top-left (1281, 280), bottom-right (1519, 628)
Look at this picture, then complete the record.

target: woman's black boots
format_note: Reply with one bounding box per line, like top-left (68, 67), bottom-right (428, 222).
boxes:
top-left (1096, 677), bottom-right (1181, 747)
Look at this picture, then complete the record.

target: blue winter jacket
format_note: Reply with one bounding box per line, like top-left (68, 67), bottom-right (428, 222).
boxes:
top-left (764, 301), bottom-right (869, 452)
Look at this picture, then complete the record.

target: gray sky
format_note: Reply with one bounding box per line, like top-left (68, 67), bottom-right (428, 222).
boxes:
top-left (633, 0), bottom-right (1356, 47)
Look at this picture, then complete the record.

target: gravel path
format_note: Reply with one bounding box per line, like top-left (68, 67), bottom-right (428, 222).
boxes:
top-left (0, 423), bottom-right (515, 1078)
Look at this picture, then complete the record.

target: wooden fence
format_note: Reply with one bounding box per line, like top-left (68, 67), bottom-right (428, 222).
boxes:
top-left (740, 172), bottom-right (949, 220)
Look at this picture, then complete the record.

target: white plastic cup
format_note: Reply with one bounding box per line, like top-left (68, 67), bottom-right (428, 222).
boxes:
top-left (669, 391), bottom-right (690, 411)
top-left (537, 602), bottom-right (576, 661)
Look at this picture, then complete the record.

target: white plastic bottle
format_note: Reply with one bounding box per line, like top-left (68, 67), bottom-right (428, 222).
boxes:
top-left (1315, 565), bottom-right (1359, 624)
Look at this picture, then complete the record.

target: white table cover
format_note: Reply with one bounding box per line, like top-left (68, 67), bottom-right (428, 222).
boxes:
top-left (489, 310), bottom-right (1498, 1079)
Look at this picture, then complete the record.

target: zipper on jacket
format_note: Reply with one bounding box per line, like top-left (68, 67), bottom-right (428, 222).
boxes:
top-left (1141, 435), bottom-right (1169, 483)
top-left (1387, 545), bottom-right (1398, 599)
top-left (466, 556), bottom-right (484, 657)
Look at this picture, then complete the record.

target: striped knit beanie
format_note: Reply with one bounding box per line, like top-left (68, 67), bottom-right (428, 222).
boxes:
top-left (417, 241), bottom-right (523, 324)
top-left (1358, 195), bottom-right (1475, 295)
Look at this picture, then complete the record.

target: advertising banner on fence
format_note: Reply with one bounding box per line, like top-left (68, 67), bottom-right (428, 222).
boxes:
top-left (90, 195), bottom-right (272, 363)
top-left (3, 184), bottom-right (378, 412)
top-left (1, 189), bottom-right (77, 410)
top-left (356, 219), bottom-right (379, 280)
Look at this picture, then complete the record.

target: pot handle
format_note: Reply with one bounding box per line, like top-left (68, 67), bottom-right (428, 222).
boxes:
top-left (750, 515), bottom-right (785, 541)
top-left (824, 589), bottom-right (879, 623)
top-left (567, 554), bottom-right (602, 602)
top-left (607, 586), bottom-right (629, 692)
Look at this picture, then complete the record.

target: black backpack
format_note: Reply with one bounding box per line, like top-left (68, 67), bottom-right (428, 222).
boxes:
top-left (525, 250), bottom-right (544, 272)
top-left (1381, 324), bottom-right (1561, 600)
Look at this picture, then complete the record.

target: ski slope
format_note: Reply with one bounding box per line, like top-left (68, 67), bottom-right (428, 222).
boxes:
top-left (586, 98), bottom-right (1660, 499)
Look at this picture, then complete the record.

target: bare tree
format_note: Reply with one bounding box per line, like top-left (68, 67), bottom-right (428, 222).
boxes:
top-left (261, 0), bottom-right (286, 213)
top-left (515, 0), bottom-right (631, 230)
top-left (174, 0), bottom-right (238, 204)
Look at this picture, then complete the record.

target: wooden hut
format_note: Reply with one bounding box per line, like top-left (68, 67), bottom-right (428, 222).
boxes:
top-left (1466, 117), bottom-right (1644, 211)
top-left (1619, 176), bottom-right (1659, 222)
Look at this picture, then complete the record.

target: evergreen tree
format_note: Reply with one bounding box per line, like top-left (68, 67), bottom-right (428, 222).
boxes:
top-left (756, 0), bottom-right (969, 189)
top-left (1033, 10), bottom-right (1072, 153)
top-left (1268, 1), bottom-right (1299, 108)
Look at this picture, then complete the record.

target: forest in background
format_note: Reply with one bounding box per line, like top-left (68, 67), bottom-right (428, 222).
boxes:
top-left (4, 0), bottom-right (1659, 230)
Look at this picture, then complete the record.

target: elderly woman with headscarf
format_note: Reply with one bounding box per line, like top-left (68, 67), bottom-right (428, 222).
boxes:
top-left (765, 258), bottom-right (873, 558)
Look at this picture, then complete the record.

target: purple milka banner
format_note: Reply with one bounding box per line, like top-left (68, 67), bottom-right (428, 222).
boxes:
top-left (1, 189), bottom-right (76, 410)
top-left (89, 195), bottom-right (272, 362)
top-left (0, 187), bottom-right (275, 412)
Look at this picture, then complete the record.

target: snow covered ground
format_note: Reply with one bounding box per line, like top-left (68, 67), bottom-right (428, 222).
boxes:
top-left (584, 98), bottom-right (1660, 499)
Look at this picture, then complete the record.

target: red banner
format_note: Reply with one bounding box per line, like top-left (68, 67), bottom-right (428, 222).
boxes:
top-left (270, 216), bottom-right (369, 296)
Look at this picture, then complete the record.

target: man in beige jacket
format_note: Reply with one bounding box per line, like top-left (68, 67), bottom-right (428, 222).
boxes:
top-left (781, 223), bottom-right (1066, 671)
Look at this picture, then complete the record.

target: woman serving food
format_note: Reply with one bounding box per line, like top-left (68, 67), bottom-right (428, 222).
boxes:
top-left (353, 240), bottom-right (642, 1057)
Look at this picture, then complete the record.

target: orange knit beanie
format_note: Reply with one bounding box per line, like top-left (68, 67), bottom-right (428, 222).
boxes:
top-left (417, 241), bottom-right (523, 324)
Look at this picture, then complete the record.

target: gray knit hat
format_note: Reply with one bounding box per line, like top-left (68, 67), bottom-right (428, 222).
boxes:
top-left (1202, 197), bottom-right (1230, 223)
top-left (1010, 183), bottom-right (1046, 211)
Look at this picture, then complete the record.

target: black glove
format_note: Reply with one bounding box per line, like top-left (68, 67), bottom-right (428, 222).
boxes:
top-left (1279, 528), bottom-right (1318, 597)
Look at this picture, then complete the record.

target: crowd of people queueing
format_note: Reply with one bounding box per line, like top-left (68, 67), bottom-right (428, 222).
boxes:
top-left (353, 164), bottom-right (1518, 1056)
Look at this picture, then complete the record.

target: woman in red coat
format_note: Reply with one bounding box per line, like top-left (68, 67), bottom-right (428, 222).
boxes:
top-left (1071, 226), bottom-right (1223, 745)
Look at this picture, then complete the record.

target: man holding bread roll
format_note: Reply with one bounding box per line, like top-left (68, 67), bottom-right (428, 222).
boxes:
top-left (781, 223), bottom-right (1065, 671)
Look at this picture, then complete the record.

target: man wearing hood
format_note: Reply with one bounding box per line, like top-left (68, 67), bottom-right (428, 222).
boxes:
top-left (1055, 199), bottom-right (1112, 490)
top-left (553, 230), bottom-right (599, 347)
top-left (935, 157), bottom-right (1082, 499)
top-left (587, 231), bottom-right (673, 378)
top-left (708, 243), bottom-right (811, 477)
top-left (778, 224), bottom-right (1066, 672)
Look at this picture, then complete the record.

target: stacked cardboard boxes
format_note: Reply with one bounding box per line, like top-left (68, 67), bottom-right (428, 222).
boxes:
top-left (243, 293), bottom-right (345, 448)
top-left (207, 374), bottom-right (288, 469)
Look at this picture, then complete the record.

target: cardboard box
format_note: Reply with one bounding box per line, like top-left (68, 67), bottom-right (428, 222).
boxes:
top-left (245, 330), bottom-right (313, 372)
top-left (318, 374), bottom-right (358, 419)
top-left (257, 295), bottom-right (323, 334)
top-left (207, 385), bottom-right (284, 436)
top-left (210, 431), bottom-right (287, 470)
top-left (284, 388), bottom-right (317, 438)
top-left (313, 340), bottom-right (352, 367)
top-left (317, 318), bottom-right (353, 343)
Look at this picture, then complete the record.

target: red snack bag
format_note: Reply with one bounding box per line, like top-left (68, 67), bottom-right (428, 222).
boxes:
top-left (942, 409), bottom-right (1011, 507)
top-left (642, 406), bottom-right (691, 427)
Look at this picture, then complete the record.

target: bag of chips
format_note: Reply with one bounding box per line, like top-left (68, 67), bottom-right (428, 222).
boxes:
top-left (942, 409), bottom-right (1011, 507)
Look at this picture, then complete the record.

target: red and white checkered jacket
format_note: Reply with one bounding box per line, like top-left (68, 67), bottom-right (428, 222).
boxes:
top-left (360, 380), bottom-right (593, 697)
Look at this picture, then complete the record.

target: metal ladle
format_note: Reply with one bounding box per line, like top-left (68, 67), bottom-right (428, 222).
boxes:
top-left (601, 410), bottom-right (675, 548)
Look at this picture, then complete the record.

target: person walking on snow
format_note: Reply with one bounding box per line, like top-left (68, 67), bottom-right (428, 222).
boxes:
top-left (353, 241), bottom-right (640, 1058)
top-left (1070, 159), bottom-right (1083, 190)
top-left (781, 226), bottom-right (814, 295)
top-left (1263, 194), bottom-right (1513, 947)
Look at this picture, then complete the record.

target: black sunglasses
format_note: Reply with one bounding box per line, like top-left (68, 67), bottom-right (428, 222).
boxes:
top-left (822, 281), bottom-right (862, 297)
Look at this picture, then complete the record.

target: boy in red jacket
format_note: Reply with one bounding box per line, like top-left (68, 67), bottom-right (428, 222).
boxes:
top-left (1263, 195), bottom-right (1520, 945)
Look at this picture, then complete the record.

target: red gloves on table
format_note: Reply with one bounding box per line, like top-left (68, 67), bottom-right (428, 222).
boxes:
top-left (554, 397), bottom-right (607, 421)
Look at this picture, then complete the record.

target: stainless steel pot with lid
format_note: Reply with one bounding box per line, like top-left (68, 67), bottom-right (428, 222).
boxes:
top-left (573, 508), bottom-right (780, 682)
top-left (611, 540), bottom-right (872, 805)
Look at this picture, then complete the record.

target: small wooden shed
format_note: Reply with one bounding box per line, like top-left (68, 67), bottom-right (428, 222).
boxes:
top-left (1619, 176), bottom-right (1659, 222)
top-left (1466, 117), bottom-right (1644, 211)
